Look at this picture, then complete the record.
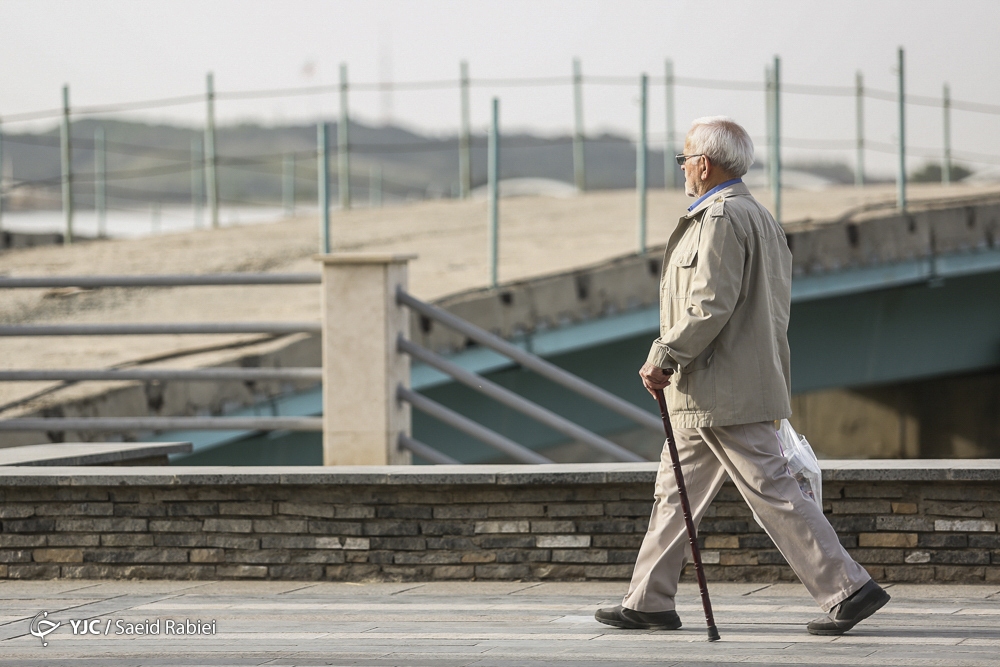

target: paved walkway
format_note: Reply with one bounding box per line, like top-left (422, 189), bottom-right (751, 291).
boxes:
top-left (1, 580), bottom-right (998, 666)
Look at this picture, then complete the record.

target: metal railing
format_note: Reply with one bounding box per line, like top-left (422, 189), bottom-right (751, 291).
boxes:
top-left (0, 417), bottom-right (322, 432)
top-left (0, 274), bottom-right (322, 289)
top-left (396, 288), bottom-right (656, 464)
top-left (0, 322), bottom-right (320, 336)
top-left (2, 271), bottom-right (660, 465)
top-left (397, 386), bottom-right (552, 464)
top-left (0, 272), bottom-right (323, 435)
top-left (397, 288), bottom-right (662, 432)
top-left (0, 368), bottom-right (321, 382)
top-left (398, 433), bottom-right (460, 465)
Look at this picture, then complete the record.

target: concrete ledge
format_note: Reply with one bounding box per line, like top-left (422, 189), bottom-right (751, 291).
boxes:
top-left (820, 459), bottom-right (1000, 481)
top-left (315, 253), bottom-right (418, 265)
top-left (0, 442), bottom-right (192, 466)
top-left (0, 460), bottom-right (998, 485)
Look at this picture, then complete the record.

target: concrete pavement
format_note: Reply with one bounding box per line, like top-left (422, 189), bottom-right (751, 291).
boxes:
top-left (1, 579), bottom-right (998, 666)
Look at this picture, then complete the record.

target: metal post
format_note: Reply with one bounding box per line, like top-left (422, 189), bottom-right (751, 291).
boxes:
top-left (764, 67), bottom-right (773, 189)
top-left (191, 137), bottom-right (203, 228)
top-left (459, 61), bottom-right (472, 199)
top-left (370, 165), bottom-right (382, 208)
top-left (942, 83), bottom-right (952, 186)
top-left (488, 98), bottom-right (500, 288)
top-left (897, 47), bottom-right (906, 212)
top-left (572, 57), bottom-right (586, 192)
top-left (770, 56), bottom-right (782, 225)
top-left (664, 59), bottom-right (677, 189)
top-left (205, 72), bottom-right (219, 229)
top-left (95, 127), bottom-right (106, 238)
top-left (60, 85), bottom-right (74, 245)
top-left (0, 117), bottom-right (5, 235)
top-left (317, 123), bottom-right (331, 253)
top-left (855, 71), bottom-right (865, 187)
top-left (283, 153), bottom-right (295, 217)
top-left (637, 73), bottom-right (648, 253)
top-left (338, 63), bottom-right (351, 211)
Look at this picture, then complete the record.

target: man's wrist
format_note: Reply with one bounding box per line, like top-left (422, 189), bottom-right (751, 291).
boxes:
top-left (646, 344), bottom-right (678, 372)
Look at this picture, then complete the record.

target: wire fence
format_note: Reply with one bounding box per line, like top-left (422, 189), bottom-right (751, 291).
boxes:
top-left (1, 53), bottom-right (998, 240)
top-left (6, 73), bottom-right (1000, 123)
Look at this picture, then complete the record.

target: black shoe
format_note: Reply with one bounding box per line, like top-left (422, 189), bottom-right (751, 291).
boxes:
top-left (807, 580), bottom-right (890, 635)
top-left (595, 605), bottom-right (682, 630)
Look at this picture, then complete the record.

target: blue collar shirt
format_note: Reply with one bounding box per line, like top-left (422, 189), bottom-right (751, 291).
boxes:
top-left (686, 178), bottom-right (744, 213)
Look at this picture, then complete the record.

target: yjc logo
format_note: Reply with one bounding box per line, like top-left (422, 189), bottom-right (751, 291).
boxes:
top-left (69, 618), bottom-right (105, 635)
top-left (29, 611), bottom-right (61, 647)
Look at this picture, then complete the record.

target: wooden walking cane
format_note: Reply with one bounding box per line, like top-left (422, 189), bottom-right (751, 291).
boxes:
top-left (654, 384), bottom-right (721, 641)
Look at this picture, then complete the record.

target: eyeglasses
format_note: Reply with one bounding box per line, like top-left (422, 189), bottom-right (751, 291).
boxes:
top-left (675, 153), bottom-right (705, 166)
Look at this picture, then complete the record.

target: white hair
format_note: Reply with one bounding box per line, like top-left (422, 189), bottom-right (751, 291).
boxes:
top-left (687, 116), bottom-right (755, 177)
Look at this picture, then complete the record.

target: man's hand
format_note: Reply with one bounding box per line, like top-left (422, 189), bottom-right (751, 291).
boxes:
top-left (639, 362), bottom-right (673, 399)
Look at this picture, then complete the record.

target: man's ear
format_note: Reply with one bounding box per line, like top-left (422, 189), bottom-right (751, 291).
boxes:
top-left (700, 155), bottom-right (713, 180)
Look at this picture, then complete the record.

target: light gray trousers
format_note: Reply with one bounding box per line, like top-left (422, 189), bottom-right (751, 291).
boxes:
top-left (622, 421), bottom-right (871, 613)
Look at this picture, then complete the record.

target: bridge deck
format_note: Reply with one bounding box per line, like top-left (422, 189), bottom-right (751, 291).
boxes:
top-left (1, 579), bottom-right (998, 666)
top-left (1, 183), bottom-right (998, 420)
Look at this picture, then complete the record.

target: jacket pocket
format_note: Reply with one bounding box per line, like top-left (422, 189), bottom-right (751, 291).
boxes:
top-left (675, 348), bottom-right (716, 413)
top-left (668, 247), bottom-right (698, 297)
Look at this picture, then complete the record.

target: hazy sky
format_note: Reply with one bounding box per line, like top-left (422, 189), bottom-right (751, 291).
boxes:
top-left (2, 0), bottom-right (1000, 176)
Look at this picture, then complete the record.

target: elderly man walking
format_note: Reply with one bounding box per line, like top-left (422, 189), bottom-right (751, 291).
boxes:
top-left (595, 116), bottom-right (889, 635)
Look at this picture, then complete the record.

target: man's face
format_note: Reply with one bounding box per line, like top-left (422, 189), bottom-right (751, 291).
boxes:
top-left (680, 138), bottom-right (704, 198)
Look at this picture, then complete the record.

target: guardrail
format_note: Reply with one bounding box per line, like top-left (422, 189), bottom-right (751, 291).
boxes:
top-left (397, 433), bottom-right (460, 465)
top-left (0, 274), bottom-right (322, 288)
top-left (0, 417), bottom-right (322, 432)
top-left (3, 261), bottom-right (658, 466)
top-left (397, 337), bottom-right (642, 462)
top-left (396, 288), bottom-right (662, 432)
top-left (0, 369), bottom-right (322, 382)
top-left (394, 288), bottom-right (652, 464)
top-left (0, 322), bottom-right (321, 336)
top-left (0, 272), bottom-right (324, 436)
top-left (396, 387), bottom-right (551, 464)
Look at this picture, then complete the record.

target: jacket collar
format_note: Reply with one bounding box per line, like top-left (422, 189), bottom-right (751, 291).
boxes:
top-left (684, 180), bottom-right (751, 219)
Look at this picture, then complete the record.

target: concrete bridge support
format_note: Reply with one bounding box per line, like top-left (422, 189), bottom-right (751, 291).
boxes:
top-left (792, 366), bottom-right (1000, 460)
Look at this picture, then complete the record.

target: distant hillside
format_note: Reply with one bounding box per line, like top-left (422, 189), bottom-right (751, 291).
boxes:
top-left (2, 118), bottom-right (884, 211)
top-left (2, 118), bottom-right (679, 210)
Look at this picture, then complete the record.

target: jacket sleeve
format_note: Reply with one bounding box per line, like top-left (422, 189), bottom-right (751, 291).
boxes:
top-left (646, 209), bottom-right (746, 370)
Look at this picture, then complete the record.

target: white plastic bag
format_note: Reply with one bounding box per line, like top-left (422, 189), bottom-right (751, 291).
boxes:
top-left (776, 419), bottom-right (823, 510)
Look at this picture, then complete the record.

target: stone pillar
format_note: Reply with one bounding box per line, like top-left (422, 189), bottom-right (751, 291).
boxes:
top-left (316, 253), bottom-right (416, 465)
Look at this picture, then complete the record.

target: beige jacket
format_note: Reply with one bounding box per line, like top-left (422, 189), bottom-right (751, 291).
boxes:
top-left (647, 181), bottom-right (792, 428)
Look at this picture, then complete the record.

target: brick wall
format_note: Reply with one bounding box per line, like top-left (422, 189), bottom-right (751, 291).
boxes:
top-left (0, 464), bottom-right (997, 583)
top-left (702, 480), bottom-right (999, 584)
